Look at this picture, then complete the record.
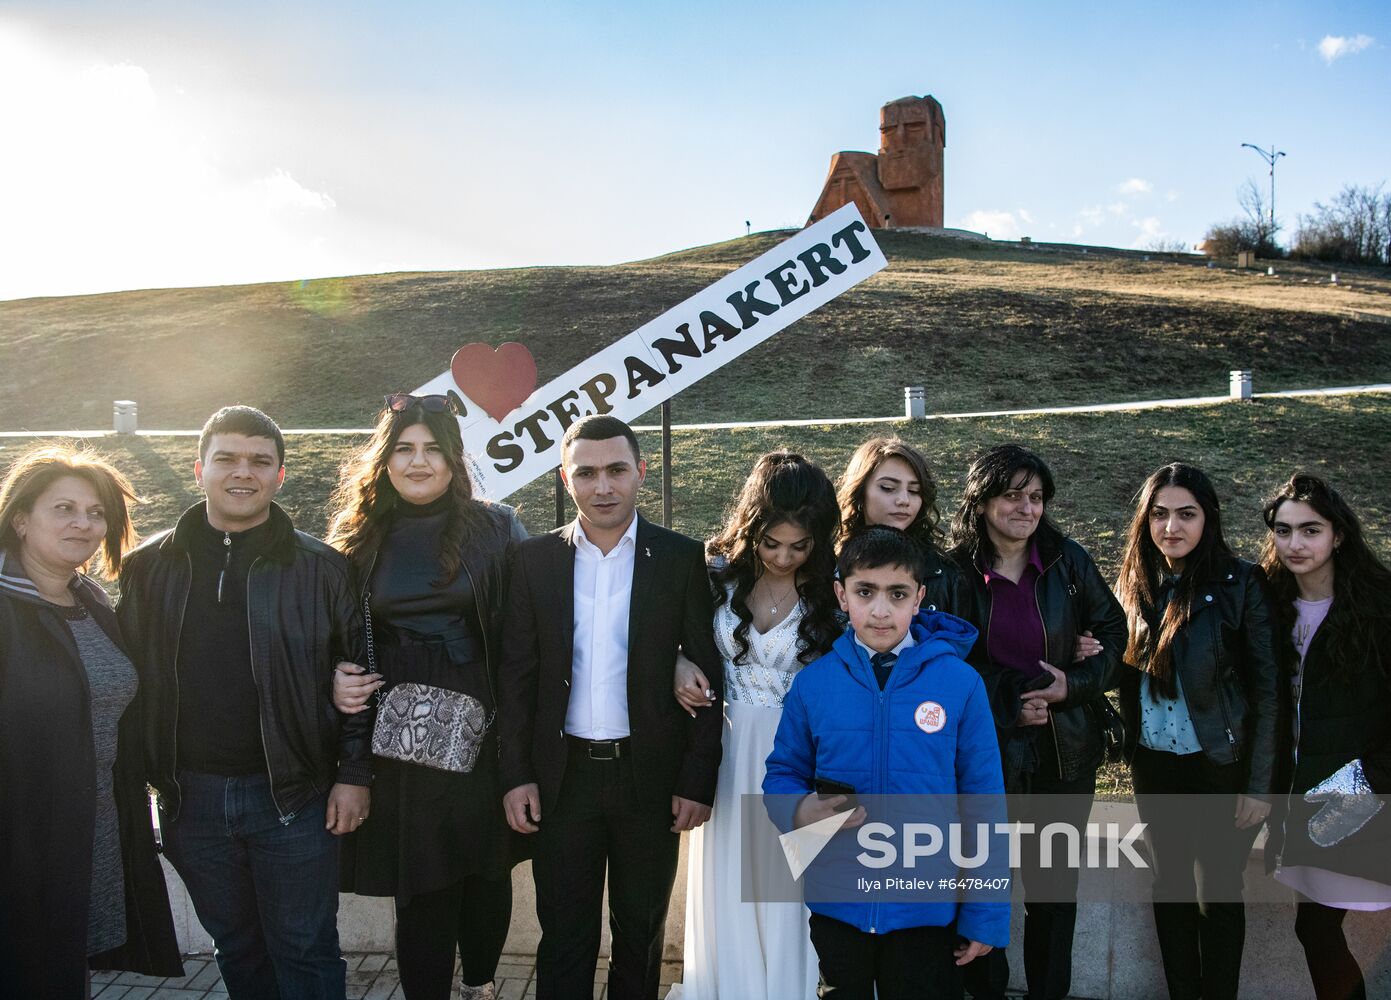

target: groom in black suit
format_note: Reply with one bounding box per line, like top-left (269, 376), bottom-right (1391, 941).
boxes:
top-left (498, 414), bottom-right (723, 1000)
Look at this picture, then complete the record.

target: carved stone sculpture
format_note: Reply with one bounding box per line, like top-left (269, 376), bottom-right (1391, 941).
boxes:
top-left (807, 95), bottom-right (945, 229)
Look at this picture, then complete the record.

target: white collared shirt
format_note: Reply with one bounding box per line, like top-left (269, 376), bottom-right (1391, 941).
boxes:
top-left (565, 515), bottom-right (637, 739)
top-left (853, 632), bottom-right (916, 662)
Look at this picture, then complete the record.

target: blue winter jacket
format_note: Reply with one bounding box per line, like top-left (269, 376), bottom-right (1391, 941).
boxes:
top-left (763, 611), bottom-right (1009, 945)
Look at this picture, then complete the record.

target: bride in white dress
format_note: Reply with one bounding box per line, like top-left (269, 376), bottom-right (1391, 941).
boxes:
top-left (667, 452), bottom-right (843, 1000)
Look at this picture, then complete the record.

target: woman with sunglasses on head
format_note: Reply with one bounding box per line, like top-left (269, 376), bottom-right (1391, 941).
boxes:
top-left (836, 436), bottom-right (958, 611)
top-left (670, 451), bottom-right (842, 1000)
top-left (947, 444), bottom-right (1126, 1000)
top-left (327, 393), bottom-right (526, 1000)
top-left (0, 445), bottom-right (182, 998)
top-left (1116, 462), bottom-right (1279, 1000)
top-left (1260, 474), bottom-right (1391, 1000)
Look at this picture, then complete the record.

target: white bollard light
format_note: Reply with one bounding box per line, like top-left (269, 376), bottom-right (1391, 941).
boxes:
top-left (113, 400), bottom-right (138, 434)
top-left (904, 386), bottom-right (927, 420)
top-left (1229, 371), bottom-right (1253, 402)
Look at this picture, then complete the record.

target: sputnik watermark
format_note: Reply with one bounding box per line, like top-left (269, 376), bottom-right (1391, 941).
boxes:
top-left (747, 794), bottom-right (1157, 905)
top-left (853, 821), bottom-right (1147, 870)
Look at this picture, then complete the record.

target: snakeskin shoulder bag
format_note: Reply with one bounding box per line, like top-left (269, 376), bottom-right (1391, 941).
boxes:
top-left (364, 591), bottom-right (492, 773)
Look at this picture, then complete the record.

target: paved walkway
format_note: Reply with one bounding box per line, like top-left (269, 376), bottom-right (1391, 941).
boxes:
top-left (92, 953), bottom-right (683, 999)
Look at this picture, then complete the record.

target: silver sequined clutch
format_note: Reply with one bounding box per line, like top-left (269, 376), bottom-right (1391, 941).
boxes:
top-left (371, 682), bottom-right (490, 774)
top-left (1305, 759), bottom-right (1384, 848)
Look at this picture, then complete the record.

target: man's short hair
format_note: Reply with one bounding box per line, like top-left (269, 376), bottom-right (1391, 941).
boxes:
top-left (837, 526), bottom-right (927, 582)
top-left (561, 414), bottom-right (641, 464)
top-left (199, 406), bottom-right (286, 465)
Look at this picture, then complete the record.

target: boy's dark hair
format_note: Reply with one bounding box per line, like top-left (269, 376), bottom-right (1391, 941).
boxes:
top-left (837, 526), bottom-right (927, 582)
top-left (561, 414), bottom-right (641, 464)
top-left (199, 406), bottom-right (285, 465)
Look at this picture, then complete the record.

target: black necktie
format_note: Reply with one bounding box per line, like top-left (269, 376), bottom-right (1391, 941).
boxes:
top-left (871, 651), bottom-right (897, 691)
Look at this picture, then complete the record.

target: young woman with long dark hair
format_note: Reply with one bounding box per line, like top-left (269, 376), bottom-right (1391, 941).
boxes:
top-left (671, 451), bottom-right (841, 999)
top-left (836, 436), bottom-right (957, 611)
top-left (327, 393), bottom-right (526, 1000)
top-left (1116, 462), bottom-right (1279, 1000)
top-left (948, 443), bottom-right (1126, 1000)
top-left (1261, 474), bottom-right (1391, 1000)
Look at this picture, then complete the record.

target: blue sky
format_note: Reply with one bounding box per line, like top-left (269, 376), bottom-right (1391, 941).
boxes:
top-left (1, 1), bottom-right (1387, 299)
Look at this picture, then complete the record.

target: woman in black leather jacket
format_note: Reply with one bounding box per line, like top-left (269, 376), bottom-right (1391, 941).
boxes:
top-left (1116, 462), bottom-right (1279, 1000)
top-left (948, 444), bottom-right (1127, 1000)
top-left (1260, 474), bottom-right (1391, 1000)
top-left (326, 394), bottom-right (526, 1000)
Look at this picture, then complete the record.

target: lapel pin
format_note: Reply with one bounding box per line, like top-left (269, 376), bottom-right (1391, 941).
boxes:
top-left (645, 547), bottom-right (651, 558)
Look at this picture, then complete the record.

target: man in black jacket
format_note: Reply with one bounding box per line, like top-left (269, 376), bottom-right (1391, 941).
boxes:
top-left (118, 406), bottom-right (370, 1000)
top-left (497, 414), bottom-right (723, 1000)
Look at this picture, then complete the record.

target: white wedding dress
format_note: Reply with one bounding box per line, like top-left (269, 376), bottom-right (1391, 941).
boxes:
top-left (669, 591), bottom-right (820, 1000)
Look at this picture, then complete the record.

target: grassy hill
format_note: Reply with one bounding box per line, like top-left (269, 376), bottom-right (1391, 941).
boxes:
top-left (2, 231), bottom-right (1390, 432)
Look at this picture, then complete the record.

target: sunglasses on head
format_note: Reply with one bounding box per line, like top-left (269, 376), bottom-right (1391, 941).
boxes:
top-left (383, 393), bottom-right (459, 415)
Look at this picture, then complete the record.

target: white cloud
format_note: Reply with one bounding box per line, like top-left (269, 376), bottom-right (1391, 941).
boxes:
top-left (1134, 217), bottom-right (1164, 240)
top-left (1019, 208), bottom-right (1035, 224)
top-left (1318, 34), bottom-right (1374, 63)
top-left (1117, 177), bottom-right (1153, 196)
top-left (0, 26), bottom-right (345, 299)
top-left (956, 209), bottom-right (1022, 240)
top-left (1107, 202), bottom-right (1126, 216)
top-left (1165, 190), bottom-right (1180, 203)
top-left (1077, 205), bottom-right (1105, 227)
top-left (256, 169), bottom-right (336, 212)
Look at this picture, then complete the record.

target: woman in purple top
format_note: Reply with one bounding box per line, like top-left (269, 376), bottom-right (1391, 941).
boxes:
top-left (948, 444), bottom-right (1127, 1000)
top-left (1261, 474), bottom-right (1391, 1000)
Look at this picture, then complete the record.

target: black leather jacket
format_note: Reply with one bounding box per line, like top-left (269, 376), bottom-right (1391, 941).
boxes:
top-left (953, 526), bottom-right (1128, 784)
top-left (920, 547), bottom-right (960, 615)
top-left (1267, 610), bottom-right (1391, 880)
top-left (117, 502), bottom-right (370, 820)
top-left (1118, 558), bottom-right (1280, 797)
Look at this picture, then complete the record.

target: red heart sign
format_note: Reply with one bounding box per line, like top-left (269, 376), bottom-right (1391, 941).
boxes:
top-left (450, 342), bottom-right (538, 421)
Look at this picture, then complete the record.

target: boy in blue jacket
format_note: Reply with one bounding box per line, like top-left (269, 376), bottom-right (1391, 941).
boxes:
top-left (764, 526), bottom-right (1008, 1000)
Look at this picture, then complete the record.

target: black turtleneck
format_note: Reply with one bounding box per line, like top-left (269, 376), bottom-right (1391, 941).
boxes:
top-left (369, 493), bottom-right (481, 650)
top-left (175, 512), bottom-right (276, 776)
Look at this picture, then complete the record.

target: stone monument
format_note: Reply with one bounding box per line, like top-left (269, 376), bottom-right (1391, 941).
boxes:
top-left (806, 95), bottom-right (945, 229)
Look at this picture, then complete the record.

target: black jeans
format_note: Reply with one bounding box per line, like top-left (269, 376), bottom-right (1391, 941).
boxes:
top-left (394, 874), bottom-right (513, 999)
top-left (1132, 746), bottom-right (1260, 1000)
top-left (809, 913), bottom-right (964, 1000)
top-left (1295, 899), bottom-right (1367, 1000)
top-left (964, 768), bottom-right (1097, 1000)
top-left (531, 745), bottom-right (681, 1000)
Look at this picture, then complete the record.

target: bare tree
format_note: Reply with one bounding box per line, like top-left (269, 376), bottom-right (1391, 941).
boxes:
top-left (1202, 179), bottom-right (1283, 257)
top-left (1293, 183), bottom-right (1391, 265)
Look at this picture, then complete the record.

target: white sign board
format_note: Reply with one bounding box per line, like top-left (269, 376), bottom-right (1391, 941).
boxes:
top-left (413, 202), bottom-right (886, 499)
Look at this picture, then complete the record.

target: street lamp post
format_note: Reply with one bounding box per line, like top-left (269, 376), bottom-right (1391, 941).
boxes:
top-left (1241, 142), bottom-right (1286, 232)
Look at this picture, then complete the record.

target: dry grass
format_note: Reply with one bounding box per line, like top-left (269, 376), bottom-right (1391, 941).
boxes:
top-left (3, 232), bottom-right (1389, 432)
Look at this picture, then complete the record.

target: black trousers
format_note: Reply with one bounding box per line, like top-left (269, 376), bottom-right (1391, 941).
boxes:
top-left (394, 874), bottom-right (512, 999)
top-left (1295, 899), bottom-right (1367, 1000)
top-left (808, 913), bottom-right (964, 1000)
top-left (964, 768), bottom-right (1096, 1000)
top-left (532, 745), bottom-right (680, 1000)
top-left (1132, 746), bottom-right (1260, 1000)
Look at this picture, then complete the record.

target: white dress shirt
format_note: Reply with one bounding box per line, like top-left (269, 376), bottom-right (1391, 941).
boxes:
top-left (565, 515), bottom-right (637, 739)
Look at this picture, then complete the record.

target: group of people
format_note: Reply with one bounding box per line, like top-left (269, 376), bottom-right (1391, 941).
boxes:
top-left (1, 397), bottom-right (1386, 1000)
